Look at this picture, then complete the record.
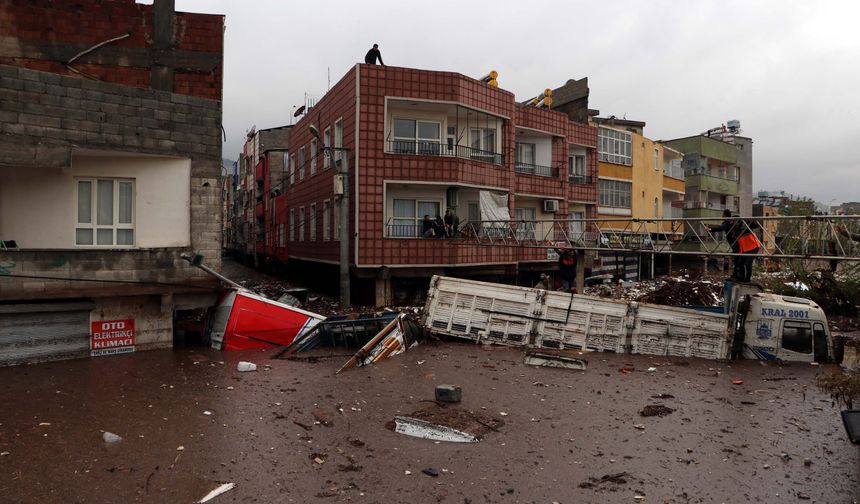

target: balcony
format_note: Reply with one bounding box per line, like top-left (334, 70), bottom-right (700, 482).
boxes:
top-left (568, 175), bottom-right (594, 185)
top-left (515, 162), bottom-right (557, 178)
top-left (386, 140), bottom-right (504, 166)
top-left (686, 173), bottom-right (738, 196)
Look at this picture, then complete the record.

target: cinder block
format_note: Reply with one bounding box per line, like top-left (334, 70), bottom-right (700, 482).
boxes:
top-left (435, 384), bottom-right (462, 403)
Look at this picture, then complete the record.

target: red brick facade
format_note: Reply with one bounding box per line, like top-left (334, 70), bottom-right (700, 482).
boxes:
top-left (280, 64), bottom-right (598, 274)
top-left (0, 0), bottom-right (223, 100)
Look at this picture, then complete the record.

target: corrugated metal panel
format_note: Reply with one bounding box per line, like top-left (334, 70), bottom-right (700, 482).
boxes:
top-left (0, 310), bottom-right (90, 366)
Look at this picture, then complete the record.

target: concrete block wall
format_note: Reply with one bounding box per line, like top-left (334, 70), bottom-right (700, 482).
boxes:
top-left (0, 64), bottom-right (223, 299)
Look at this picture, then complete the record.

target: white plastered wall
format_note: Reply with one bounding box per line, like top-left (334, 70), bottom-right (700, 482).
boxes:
top-left (0, 153), bottom-right (191, 249)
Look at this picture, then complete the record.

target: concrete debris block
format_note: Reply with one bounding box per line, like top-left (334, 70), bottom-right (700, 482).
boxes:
top-left (523, 351), bottom-right (588, 370)
top-left (237, 361), bottom-right (257, 372)
top-left (422, 467), bottom-right (439, 477)
top-left (102, 431), bottom-right (122, 444)
top-left (197, 482), bottom-right (236, 503)
top-left (435, 384), bottom-right (462, 403)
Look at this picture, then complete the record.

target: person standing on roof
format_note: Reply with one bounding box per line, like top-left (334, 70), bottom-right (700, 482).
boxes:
top-left (364, 44), bottom-right (385, 66)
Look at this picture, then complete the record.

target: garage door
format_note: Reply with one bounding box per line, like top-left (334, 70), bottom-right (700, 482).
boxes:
top-left (0, 303), bottom-right (92, 366)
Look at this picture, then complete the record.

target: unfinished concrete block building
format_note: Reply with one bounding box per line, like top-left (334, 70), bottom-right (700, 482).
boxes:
top-left (0, 0), bottom-right (224, 364)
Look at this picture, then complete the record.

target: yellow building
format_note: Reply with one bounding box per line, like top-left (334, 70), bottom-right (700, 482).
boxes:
top-left (592, 117), bottom-right (685, 240)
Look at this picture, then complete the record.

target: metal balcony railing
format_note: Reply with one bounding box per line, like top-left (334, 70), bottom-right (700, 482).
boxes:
top-left (515, 162), bottom-right (557, 178)
top-left (568, 174), bottom-right (594, 185)
top-left (386, 140), bottom-right (504, 165)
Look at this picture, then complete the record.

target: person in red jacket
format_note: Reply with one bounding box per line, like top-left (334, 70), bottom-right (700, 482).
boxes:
top-left (555, 248), bottom-right (577, 293)
top-left (735, 220), bottom-right (762, 282)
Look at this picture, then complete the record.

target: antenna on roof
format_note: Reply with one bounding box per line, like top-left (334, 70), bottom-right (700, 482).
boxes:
top-left (327, 67), bottom-right (331, 92)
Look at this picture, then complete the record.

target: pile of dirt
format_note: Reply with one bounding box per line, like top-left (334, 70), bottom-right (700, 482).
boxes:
top-left (638, 278), bottom-right (722, 306)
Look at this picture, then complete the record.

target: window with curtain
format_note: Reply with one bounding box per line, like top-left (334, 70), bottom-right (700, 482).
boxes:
top-left (599, 179), bottom-right (632, 208)
top-left (514, 207), bottom-right (536, 240)
top-left (76, 178), bottom-right (134, 246)
top-left (310, 203), bottom-right (317, 241)
top-left (391, 198), bottom-right (441, 237)
top-left (392, 119), bottom-right (441, 155)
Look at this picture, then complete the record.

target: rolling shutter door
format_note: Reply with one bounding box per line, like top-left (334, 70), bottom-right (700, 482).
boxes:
top-left (0, 303), bottom-right (92, 366)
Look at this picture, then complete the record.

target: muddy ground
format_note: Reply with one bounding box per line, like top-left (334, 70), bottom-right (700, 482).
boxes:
top-left (0, 344), bottom-right (857, 504)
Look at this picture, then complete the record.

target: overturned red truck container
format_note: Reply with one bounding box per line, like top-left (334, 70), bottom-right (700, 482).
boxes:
top-left (208, 289), bottom-right (325, 350)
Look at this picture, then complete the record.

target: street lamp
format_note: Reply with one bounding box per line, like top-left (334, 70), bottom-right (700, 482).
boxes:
top-left (310, 124), bottom-right (351, 310)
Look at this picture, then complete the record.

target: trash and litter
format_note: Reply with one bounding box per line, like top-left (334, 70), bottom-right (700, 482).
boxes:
top-left (102, 432), bottom-right (122, 444)
top-left (434, 384), bottom-right (462, 403)
top-left (336, 313), bottom-right (419, 374)
top-left (390, 403), bottom-right (503, 443)
top-left (394, 416), bottom-right (478, 443)
top-left (237, 361), bottom-right (257, 372)
top-left (523, 351), bottom-right (588, 370)
top-left (197, 482), bottom-right (236, 503)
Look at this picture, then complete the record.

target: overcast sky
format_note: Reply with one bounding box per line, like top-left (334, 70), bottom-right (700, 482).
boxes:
top-left (174, 0), bottom-right (860, 205)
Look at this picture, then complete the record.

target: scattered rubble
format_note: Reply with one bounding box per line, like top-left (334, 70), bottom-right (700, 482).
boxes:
top-left (102, 432), bottom-right (122, 444)
top-left (236, 361), bottom-right (257, 372)
top-left (639, 405), bottom-right (675, 417)
top-left (197, 482), bottom-right (235, 503)
top-left (390, 403), bottom-right (503, 443)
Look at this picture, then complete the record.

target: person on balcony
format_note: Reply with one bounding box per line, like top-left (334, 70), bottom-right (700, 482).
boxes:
top-left (444, 209), bottom-right (460, 238)
top-left (364, 44), bottom-right (385, 66)
top-left (421, 215), bottom-right (435, 238)
top-left (433, 216), bottom-right (446, 239)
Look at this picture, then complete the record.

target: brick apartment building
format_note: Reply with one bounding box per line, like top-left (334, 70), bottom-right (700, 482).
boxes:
top-left (0, 0), bottom-right (224, 364)
top-left (276, 64), bottom-right (599, 305)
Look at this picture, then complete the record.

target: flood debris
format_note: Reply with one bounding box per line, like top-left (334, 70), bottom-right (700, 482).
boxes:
top-left (841, 411), bottom-right (860, 444)
top-left (390, 403), bottom-right (503, 443)
top-left (434, 384), bottom-right (462, 403)
top-left (197, 482), bottom-right (236, 503)
top-left (640, 405), bottom-right (675, 417)
top-left (578, 471), bottom-right (631, 489)
top-left (524, 351), bottom-right (588, 370)
top-left (393, 416), bottom-right (479, 443)
top-left (102, 431), bottom-right (122, 444)
top-left (421, 467), bottom-right (439, 477)
top-left (236, 361), bottom-right (257, 372)
top-left (336, 313), bottom-right (423, 373)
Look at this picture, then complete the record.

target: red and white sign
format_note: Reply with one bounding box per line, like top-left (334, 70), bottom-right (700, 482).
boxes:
top-left (91, 319), bottom-right (136, 357)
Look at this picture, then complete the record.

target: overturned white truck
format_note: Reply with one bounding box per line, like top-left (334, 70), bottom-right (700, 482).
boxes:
top-left (423, 276), bottom-right (833, 363)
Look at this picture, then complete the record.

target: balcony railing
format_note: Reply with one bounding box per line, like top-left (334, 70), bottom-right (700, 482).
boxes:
top-left (568, 174), bottom-right (594, 185)
top-left (385, 219), bottom-right (462, 239)
top-left (386, 140), bottom-right (504, 165)
top-left (515, 162), bottom-right (557, 178)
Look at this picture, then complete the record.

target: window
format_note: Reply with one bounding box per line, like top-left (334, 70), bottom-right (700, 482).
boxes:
top-left (310, 203), bottom-right (317, 241)
top-left (333, 199), bottom-right (340, 241)
top-left (469, 128), bottom-right (496, 157)
top-left (654, 149), bottom-right (659, 170)
top-left (599, 179), bottom-right (632, 208)
top-left (277, 223), bottom-right (285, 247)
top-left (514, 207), bottom-right (536, 240)
top-left (289, 209), bottom-right (295, 242)
top-left (323, 127), bottom-right (331, 169)
top-left (283, 151), bottom-right (290, 176)
top-left (76, 179), bottom-right (134, 246)
top-left (289, 154), bottom-right (296, 185)
top-left (392, 119), bottom-right (441, 155)
top-left (568, 211), bottom-right (585, 237)
top-left (467, 201), bottom-right (480, 224)
top-left (334, 118), bottom-right (343, 163)
top-left (598, 127), bottom-right (632, 165)
top-left (310, 139), bottom-right (317, 176)
top-left (298, 147), bottom-right (306, 181)
top-left (782, 321), bottom-right (812, 354)
top-left (568, 154), bottom-right (586, 183)
top-left (299, 207), bottom-right (305, 241)
top-left (323, 200), bottom-right (331, 240)
top-left (515, 142), bottom-right (536, 168)
top-left (391, 199), bottom-right (440, 237)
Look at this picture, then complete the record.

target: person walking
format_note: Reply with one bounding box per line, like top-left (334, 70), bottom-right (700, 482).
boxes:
top-left (735, 219), bottom-right (762, 282)
top-left (364, 44), bottom-right (385, 65)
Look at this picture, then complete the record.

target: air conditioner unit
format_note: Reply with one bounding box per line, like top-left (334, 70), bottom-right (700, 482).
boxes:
top-left (543, 199), bottom-right (559, 213)
top-left (446, 187), bottom-right (459, 208)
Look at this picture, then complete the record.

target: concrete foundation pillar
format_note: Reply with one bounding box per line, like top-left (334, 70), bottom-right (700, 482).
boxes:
top-left (575, 249), bottom-right (585, 293)
top-left (374, 267), bottom-right (391, 307)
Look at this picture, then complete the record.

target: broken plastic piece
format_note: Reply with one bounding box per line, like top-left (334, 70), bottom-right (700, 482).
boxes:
top-left (393, 416), bottom-right (478, 443)
top-left (524, 351), bottom-right (587, 370)
top-left (197, 482), bottom-right (236, 503)
top-left (102, 431), bottom-right (122, 444)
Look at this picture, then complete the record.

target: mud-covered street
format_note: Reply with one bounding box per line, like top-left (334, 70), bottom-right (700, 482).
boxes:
top-left (0, 344), bottom-right (857, 503)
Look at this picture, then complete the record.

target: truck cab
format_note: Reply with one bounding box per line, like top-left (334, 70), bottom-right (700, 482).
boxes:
top-left (740, 293), bottom-right (831, 363)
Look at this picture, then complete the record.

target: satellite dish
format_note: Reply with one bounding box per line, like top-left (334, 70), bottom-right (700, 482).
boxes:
top-left (293, 106), bottom-right (306, 117)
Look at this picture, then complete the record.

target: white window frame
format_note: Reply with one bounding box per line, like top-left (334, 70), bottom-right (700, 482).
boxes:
top-left (310, 139), bottom-right (317, 176)
top-left (310, 203), bottom-right (317, 241)
top-left (391, 118), bottom-right (442, 155)
top-left (75, 178), bottom-right (135, 247)
top-left (283, 151), bottom-right (290, 176)
top-left (334, 118), bottom-right (343, 163)
top-left (514, 207), bottom-right (536, 240)
top-left (289, 209), bottom-right (295, 242)
top-left (568, 211), bottom-right (585, 237)
top-left (599, 179), bottom-right (632, 208)
top-left (323, 199), bottom-right (331, 241)
top-left (390, 198), bottom-right (442, 237)
top-left (568, 153), bottom-right (586, 182)
top-left (299, 207), bottom-right (305, 242)
top-left (298, 147), bottom-right (306, 181)
top-left (323, 127), bottom-right (331, 169)
top-left (654, 148), bottom-right (659, 170)
top-left (289, 154), bottom-right (296, 185)
top-left (598, 127), bottom-right (632, 166)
